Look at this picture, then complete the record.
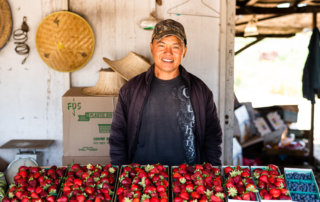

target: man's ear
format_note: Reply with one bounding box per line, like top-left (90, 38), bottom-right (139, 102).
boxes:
top-left (150, 42), bottom-right (153, 52)
top-left (183, 46), bottom-right (187, 58)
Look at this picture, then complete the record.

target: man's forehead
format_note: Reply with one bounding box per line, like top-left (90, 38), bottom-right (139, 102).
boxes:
top-left (156, 35), bottom-right (184, 45)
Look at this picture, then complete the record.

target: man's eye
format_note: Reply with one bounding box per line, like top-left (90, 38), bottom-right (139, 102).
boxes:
top-left (173, 46), bottom-right (180, 49)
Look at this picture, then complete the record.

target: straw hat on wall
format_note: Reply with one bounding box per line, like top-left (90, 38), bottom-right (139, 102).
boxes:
top-left (0, 0), bottom-right (12, 49)
top-left (103, 52), bottom-right (150, 81)
top-left (36, 11), bottom-right (95, 72)
top-left (81, 69), bottom-right (127, 96)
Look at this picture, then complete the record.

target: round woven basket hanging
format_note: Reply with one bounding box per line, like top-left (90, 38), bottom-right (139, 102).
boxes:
top-left (0, 0), bottom-right (12, 49)
top-left (35, 11), bottom-right (95, 72)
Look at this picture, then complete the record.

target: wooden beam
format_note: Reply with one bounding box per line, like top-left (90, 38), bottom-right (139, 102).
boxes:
top-left (235, 37), bottom-right (264, 55)
top-left (246, 0), bottom-right (259, 6)
top-left (236, 14), bottom-right (290, 26)
top-left (235, 33), bottom-right (296, 37)
top-left (237, 5), bottom-right (320, 14)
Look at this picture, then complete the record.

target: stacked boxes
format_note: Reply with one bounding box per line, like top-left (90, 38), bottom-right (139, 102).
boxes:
top-left (62, 88), bottom-right (118, 165)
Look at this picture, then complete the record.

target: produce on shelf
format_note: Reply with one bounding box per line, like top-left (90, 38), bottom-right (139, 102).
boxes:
top-left (172, 163), bottom-right (225, 202)
top-left (116, 163), bottom-right (169, 202)
top-left (285, 169), bottom-right (320, 202)
top-left (57, 163), bottom-right (117, 202)
top-left (2, 165), bottom-right (66, 202)
top-left (0, 172), bottom-right (7, 201)
top-left (252, 164), bottom-right (291, 200)
top-left (224, 165), bottom-right (258, 201)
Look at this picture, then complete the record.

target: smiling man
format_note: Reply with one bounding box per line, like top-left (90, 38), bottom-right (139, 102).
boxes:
top-left (109, 19), bottom-right (222, 166)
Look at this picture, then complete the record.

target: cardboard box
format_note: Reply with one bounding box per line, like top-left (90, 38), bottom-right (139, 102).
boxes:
top-left (62, 88), bottom-right (118, 156)
top-left (62, 156), bottom-right (111, 166)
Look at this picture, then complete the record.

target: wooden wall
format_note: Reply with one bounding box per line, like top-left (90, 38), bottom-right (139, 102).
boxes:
top-left (0, 0), bottom-right (234, 166)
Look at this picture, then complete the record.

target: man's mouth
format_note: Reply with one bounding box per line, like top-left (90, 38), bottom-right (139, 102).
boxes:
top-left (162, 58), bottom-right (173, 63)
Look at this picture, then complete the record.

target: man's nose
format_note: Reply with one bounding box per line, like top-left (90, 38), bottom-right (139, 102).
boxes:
top-left (164, 46), bottom-right (173, 54)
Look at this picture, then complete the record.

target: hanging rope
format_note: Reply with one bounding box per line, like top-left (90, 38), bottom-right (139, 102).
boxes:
top-left (13, 16), bottom-right (30, 64)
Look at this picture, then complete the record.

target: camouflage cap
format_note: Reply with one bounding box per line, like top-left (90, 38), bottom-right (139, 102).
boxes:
top-left (151, 19), bottom-right (187, 46)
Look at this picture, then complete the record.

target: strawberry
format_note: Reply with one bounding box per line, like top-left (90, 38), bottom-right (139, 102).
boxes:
top-left (191, 191), bottom-right (201, 199)
top-left (262, 193), bottom-right (272, 200)
top-left (46, 195), bottom-right (55, 202)
top-left (156, 185), bottom-right (166, 193)
top-left (210, 194), bottom-right (223, 202)
top-left (249, 191), bottom-right (256, 201)
top-left (259, 174), bottom-right (268, 184)
top-left (30, 192), bottom-right (39, 199)
top-left (150, 197), bottom-right (159, 202)
top-left (269, 188), bottom-right (281, 198)
top-left (174, 197), bottom-right (183, 202)
top-left (179, 192), bottom-right (189, 200)
top-left (71, 164), bottom-right (80, 171)
top-left (186, 184), bottom-right (194, 193)
top-left (241, 171), bottom-right (250, 178)
top-left (224, 166), bottom-right (233, 176)
top-left (242, 192), bottom-right (250, 200)
top-left (196, 185), bottom-right (205, 194)
top-left (76, 194), bottom-right (86, 202)
top-left (173, 186), bottom-right (181, 193)
top-left (214, 185), bottom-right (223, 192)
top-left (245, 183), bottom-right (257, 192)
top-left (268, 164), bottom-right (278, 171)
top-left (85, 186), bottom-right (95, 195)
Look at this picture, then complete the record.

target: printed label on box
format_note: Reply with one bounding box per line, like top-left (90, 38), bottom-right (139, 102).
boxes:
top-left (67, 98), bottom-right (82, 116)
top-left (98, 124), bottom-right (111, 133)
top-left (78, 112), bottom-right (113, 121)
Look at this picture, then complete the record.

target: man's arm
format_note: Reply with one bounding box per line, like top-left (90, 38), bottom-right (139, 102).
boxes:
top-left (204, 92), bottom-right (223, 165)
top-left (109, 90), bottom-right (129, 165)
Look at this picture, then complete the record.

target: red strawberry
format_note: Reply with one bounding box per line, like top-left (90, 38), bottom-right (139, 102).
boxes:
top-left (263, 193), bottom-right (272, 200)
top-left (173, 186), bottom-right (181, 193)
top-left (71, 164), bottom-right (80, 171)
top-left (241, 171), bottom-right (250, 178)
top-left (268, 164), bottom-right (278, 171)
top-left (85, 186), bottom-right (95, 195)
top-left (156, 185), bottom-right (166, 193)
top-left (48, 186), bottom-right (57, 195)
top-left (30, 192), bottom-right (39, 199)
top-left (269, 188), bottom-right (281, 198)
top-left (196, 185), bottom-right (205, 194)
top-left (186, 184), bottom-right (194, 193)
top-left (46, 195), bottom-right (55, 202)
top-left (214, 185), bottom-right (223, 192)
top-left (174, 197), bottom-right (183, 202)
top-left (224, 166), bottom-right (233, 176)
top-left (150, 197), bottom-right (159, 202)
top-left (191, 191), bottom-right (201, 199)
top-left (279, 194), bottom-right (291, 200)
top-left (180, 192), bottom-right (189, 200)
top-left (210, 195), bottom-right (222, 202)
top-left (245, 183), bottom-right (257, 192)
top-left (76, 194), bottom-right (86, 202)
top-left (259, 174), bottom-right (268, 184)
top-left (242, 192), bottom-right (250, 200)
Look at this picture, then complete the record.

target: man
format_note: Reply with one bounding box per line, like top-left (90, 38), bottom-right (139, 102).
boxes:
top-left (109, 19), bottom-right (222, 166)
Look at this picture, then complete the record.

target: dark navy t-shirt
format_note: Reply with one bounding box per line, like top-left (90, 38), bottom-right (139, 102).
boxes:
top-left (133, 75), bottom-right (196, 166)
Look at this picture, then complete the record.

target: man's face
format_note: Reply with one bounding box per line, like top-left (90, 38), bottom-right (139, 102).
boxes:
top-left (150, 35), bottom-right (187, 80)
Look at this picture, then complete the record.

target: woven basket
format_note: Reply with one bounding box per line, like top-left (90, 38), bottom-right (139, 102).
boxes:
top-left (81, 69), bottom-right (127, 96)
top-left (103, 52), bottom-right (150, 81)
top-left (36, 11), bottom-right (95, 72)
top-left (0, 0), bottom-right (12, 49)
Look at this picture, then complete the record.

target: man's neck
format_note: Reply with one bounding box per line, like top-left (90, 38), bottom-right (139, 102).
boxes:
top-left (154, 69), bottom-right (180, 80)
